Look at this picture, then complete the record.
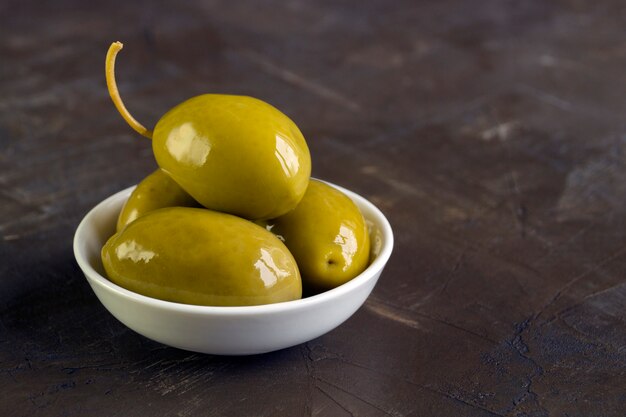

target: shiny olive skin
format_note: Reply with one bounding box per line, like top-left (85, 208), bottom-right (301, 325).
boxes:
top-left (102, 207), bottom-right (302, 306)
top-left (269, 180), bottom-right (370, 293)
top-left (116, 169), bottom-right (199, 232)
top-left (153, 94), bottom-right (311, 220)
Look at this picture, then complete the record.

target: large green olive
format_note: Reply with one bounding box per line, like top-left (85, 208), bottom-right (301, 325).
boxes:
top-left (116, 169), bottom-right (198, 232)
top-left (153, 95), bottom-right (311, 220)
top-left (106, 43), bottom-right (311, 221)
top-left (269, 179), bottom-right (370, 293)
top-left (102, 207), bottom-right (302, 306)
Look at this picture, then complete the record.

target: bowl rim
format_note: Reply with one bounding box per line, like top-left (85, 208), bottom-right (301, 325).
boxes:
top-left (73, 179), bottom-right (394, 316)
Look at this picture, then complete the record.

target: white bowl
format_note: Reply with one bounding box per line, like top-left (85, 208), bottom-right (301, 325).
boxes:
top-left (73, 181), bottom-right (393, 355)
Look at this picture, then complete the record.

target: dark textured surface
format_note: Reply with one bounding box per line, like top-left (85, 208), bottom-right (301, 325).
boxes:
top-left (2, 0), bottom-right (626, 415)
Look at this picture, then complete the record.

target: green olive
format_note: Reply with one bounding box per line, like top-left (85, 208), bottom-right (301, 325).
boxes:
top-left (153, 94), bottom-right (310, 219)
top-left (269, 179), bottom-right (370, 293)
top-left (116, 169), bottom-right (199, 232)
top-left (102, 207), bottom-right (302, 306)
top-left (106, 42), bottom-right (311, 220)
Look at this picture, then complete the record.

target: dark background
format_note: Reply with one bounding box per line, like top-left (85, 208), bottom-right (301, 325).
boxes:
top-left (2, 0), bottom-right (626, 416)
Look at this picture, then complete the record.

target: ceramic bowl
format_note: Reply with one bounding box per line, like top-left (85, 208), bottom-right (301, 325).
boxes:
top-left (73, 181), bottom-right (393, 355)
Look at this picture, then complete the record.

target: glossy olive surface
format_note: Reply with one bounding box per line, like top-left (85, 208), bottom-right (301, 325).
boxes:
top-left (153, 94), bottom-right (311, 220)
top-left (270, 180), bottom-right (370, 293)
top-left (102, 207), bottom-right (302, 306)
top-left (116, 169), bottom-right (199, 232)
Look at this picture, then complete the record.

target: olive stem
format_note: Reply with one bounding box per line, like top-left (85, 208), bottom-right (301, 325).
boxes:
top-left (105, 41), bottom-right (153, 139)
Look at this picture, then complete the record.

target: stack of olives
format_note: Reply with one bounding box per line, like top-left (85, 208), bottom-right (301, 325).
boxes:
top-left (101, 42), bottom-right (370, 307)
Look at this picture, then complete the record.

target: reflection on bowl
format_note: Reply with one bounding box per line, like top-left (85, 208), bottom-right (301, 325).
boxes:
top-left (73, 181), bottom-right (393, 355)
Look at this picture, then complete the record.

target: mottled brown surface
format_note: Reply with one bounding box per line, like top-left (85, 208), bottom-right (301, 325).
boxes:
top-left (2, 1), bottom-right (626, 416)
